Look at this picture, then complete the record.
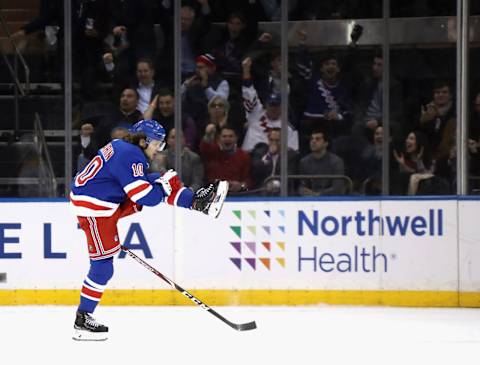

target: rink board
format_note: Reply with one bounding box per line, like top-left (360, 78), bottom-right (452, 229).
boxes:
top-left (0, 197), bottom-right (479, 307)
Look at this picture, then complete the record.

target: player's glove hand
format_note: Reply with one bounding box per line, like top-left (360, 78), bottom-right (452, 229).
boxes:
top-left (155, 169), bottom-right (181, 196)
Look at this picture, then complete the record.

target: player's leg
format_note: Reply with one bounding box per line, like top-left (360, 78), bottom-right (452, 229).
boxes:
top-left (192, 181), bottom-right (229, 218)
top-left (74, 214), bottom-right (121, 340)
top-left (73, 257), bottom-right (113, 341)
top-left (165, 180), bottom-right (228, 218)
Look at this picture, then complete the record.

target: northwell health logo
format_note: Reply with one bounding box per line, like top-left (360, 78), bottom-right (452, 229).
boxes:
top-left (228, 209), bottom-right (286, 271)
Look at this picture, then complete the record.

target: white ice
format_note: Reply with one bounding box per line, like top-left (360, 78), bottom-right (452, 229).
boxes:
top-left (1, 305), bottom-right (479, 365)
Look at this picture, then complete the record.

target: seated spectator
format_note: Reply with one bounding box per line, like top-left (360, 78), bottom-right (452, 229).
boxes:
top-left (132, 58), bottom-right (162, 114)
top-left (391, 131), bottom-right (433, 195)
top-left (358, 125), bottom-right (384, 195)
top-left (295, 30), bottom-right (353, 145)
top-left (241, 57), bottom-right (299, 152)
top-left (467, 136), bottom-right (480, 192)
top-left (250, 128), bottom-right (299, 194)
top-left (393, 131), bottom-right (433, 174)
top-left (435, 109), bottom-right (480, 193)
top-left (417, 80), bottom-right (455, 157)
top-left (299, 130), bottom-right (346, 196)
top-left (362, 54), bottom-right (384, 130)
top-left (181, 53), bottom-right (230, 122)
top-left (353, 51), bottom-right (404, 141)
top-left (151, 128), bottom-right (204, 192)
top-left (205, 96), bottom-right (245, 138)
top-left (200, 125), bottom-right (253, 193)
top-left (181, 54), bottom-right (230, 101)
top-left (143, 89), bottom-right (197, 150)
top-left (207, 96), bottom-right (229, 128)
top-left (90, 87), bottom-right (143, 147)
top-left (434, 135), bottom-right (456, 194)
top-left (356, 125), bottom-right (404, 195)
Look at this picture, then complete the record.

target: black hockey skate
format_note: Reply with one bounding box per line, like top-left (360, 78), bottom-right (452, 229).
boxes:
top-left (73, 310), bottom-right (108, 341)
top-left (192, 180), bottom-right (229, 218)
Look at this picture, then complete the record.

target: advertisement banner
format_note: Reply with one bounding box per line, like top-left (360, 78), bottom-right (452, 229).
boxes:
top-left (0, 198), bottom-right (477, 306)
top-left (0, 202), bottom-right (175, 289)
top-left (180, 200), bottom-right (456, 290)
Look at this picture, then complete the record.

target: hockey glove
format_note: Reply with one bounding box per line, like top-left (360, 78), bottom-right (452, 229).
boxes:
top-left (155, 169), bottom-right (181, 196)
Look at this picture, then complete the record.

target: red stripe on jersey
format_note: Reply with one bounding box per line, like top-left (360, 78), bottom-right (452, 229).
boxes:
top-left (71, 199), bottom-right (113, 211)
top-left (81, 285), bottom-right (103, 299)
top-left (127, 182), bottom-right (151, 199)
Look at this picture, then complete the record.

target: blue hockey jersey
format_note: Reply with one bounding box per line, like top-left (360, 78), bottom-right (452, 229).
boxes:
top-left (70, 139), bottom-right (165, 217)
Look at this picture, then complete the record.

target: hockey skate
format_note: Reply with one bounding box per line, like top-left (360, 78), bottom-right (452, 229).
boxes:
top-left (73, 311), bottom-right (108, 341)
top-left (192, 180), bottom-right (229, 218)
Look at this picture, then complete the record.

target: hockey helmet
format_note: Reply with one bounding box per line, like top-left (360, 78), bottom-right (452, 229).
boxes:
top-left (130, 119), bottom-right (166, 150)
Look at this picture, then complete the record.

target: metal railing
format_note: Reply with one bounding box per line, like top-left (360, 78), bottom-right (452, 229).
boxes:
top-left (33, 113), bottom-right (57, 197)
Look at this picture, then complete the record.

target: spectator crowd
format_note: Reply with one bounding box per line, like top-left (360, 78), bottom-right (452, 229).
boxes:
top-left (13, 0), bottom-right (480, 196)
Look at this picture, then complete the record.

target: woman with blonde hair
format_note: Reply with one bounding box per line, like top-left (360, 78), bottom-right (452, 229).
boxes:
top-left (207, 95), bottom-right (230, 130)
top-left (202, 96), bottom-right (232, 142)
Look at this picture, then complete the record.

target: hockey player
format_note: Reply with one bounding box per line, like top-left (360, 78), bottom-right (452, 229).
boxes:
top-left (70, 119), bottom-right (228, 341)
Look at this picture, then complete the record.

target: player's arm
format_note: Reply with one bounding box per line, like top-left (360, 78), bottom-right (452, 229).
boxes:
top-left (111, 151), bottom-right (166, 207)
top-left (152, 169), bottom-right (194, 208)
top-left (123, 173), bottom-right (165, 206)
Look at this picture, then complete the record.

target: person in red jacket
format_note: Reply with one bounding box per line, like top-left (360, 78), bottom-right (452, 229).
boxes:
top-left (200, 124), bottom-right (253, 193)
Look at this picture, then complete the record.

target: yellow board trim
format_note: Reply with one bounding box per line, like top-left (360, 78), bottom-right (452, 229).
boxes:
top-left (0, 289), bottom-right (479, 307)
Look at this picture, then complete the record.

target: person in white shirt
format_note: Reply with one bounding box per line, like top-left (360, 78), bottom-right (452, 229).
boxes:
top-left (241, 57), bottom-right (298, 152)
top-left (135, 58), bottom-right (157, 113)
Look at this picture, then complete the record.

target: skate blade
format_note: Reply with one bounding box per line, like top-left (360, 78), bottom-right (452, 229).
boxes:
top-left (208, 181), bottom-right (229, 219)
top-left (73, 328), bottom-right (108, 341)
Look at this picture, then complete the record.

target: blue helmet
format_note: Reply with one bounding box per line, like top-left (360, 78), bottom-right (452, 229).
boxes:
top-left (130, 119), bottom-right (166, 145)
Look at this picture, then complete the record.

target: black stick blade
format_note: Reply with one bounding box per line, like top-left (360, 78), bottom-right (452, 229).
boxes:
top-left (232, 321), bottom-right (257, 331)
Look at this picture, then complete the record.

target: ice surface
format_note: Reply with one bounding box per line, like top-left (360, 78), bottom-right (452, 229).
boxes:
top-left (1, 305), bottom-right (479, 365)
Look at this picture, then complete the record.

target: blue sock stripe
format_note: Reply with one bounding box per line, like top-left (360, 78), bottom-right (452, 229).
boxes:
top-left (78, 257), bottom-right (114, 314)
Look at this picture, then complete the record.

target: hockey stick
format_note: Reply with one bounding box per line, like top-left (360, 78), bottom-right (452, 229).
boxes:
top-left (121, 246), bottom-right (257, 331)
